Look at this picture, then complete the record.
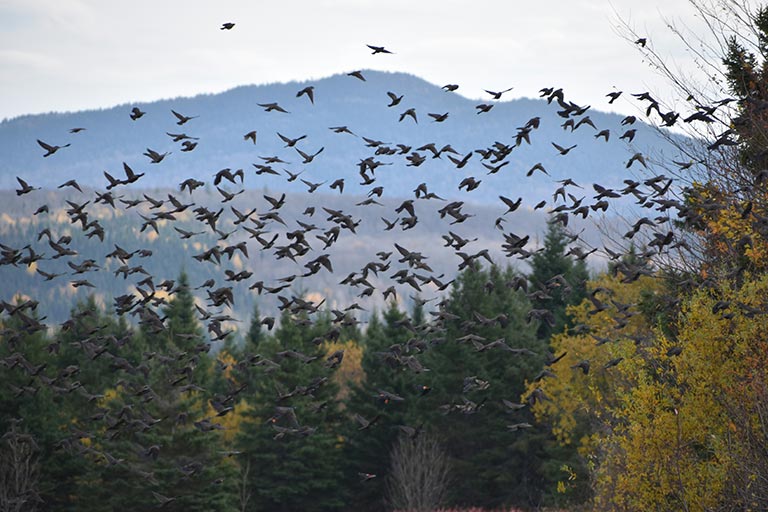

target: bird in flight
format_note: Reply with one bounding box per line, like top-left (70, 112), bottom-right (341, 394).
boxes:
top-left (129, 107), bottom-right (145, 120)
top-left (606, 91), bottom-right (622, 104)
top-left (475, 104), bottom-right (494, 114)
top-left (428, 112), bottom-right (449, 122)
top-left (243, 130), bottom-right (257, 144)
top-left (277, 133), bottom-right (307, 147)
top-left (258, 102), bottom-right (290, 113)
top-left (347, 70), bottom-right (366, 81)
top-left (386, 92), bottom-right (403, 107)
top-left (37, 139), bottom-right (70, 157)
top-left (484, 87), bottom-right (514, 100)
top-left (367, 44), bottom-right (393, 54)
top-left (16, 177), bottom-right (39, 195)
top-left (143, 148), bottom-right (170, 163)
top-left (552, 142), bottom-right (577, 155)
top-left (171, 110), bottom-right (198, 125)
top-left (221, 22), bottom-right (235, 30)
top-left (296, 86), bottom-right (315, 104)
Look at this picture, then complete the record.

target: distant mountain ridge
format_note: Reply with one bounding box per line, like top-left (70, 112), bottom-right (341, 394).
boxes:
top-left (0, 70), bottom-right (680, 203)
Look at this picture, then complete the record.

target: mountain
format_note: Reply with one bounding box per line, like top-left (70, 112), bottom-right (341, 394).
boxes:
top-left (0, 188), bottom-right (611, 325)
top-left (0, 70), bottom-right (680, 204)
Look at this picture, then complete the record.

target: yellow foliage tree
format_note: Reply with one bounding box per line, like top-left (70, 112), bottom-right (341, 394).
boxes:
top-left (530, 271), bottom-right (768, 511)
top-left (323, 340), bottom-right (364, 403)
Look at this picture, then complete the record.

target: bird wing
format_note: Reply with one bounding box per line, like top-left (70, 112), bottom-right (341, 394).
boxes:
top-left (37, 139), bottom-right (54, 151)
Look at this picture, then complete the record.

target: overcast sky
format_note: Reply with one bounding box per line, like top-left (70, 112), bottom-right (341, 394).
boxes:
top-left (0, 0), bottom-right (717, 121)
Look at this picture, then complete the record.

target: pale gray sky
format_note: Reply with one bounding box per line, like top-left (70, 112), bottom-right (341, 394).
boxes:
top-left (0, 0), bottom-right (715, 121)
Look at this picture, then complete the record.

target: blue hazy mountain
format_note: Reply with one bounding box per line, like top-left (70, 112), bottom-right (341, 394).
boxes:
top-left (0, 70), bottom-right (679, 203)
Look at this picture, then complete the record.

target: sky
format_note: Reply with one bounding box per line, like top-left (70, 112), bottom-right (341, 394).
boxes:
top-left (0, 0), bottom-right (721, 121)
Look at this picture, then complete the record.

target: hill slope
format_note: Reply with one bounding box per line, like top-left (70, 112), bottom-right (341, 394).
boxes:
top-left (1, 70), bottom-right (678, 203)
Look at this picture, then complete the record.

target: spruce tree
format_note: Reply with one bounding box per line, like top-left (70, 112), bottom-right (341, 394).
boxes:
top-left (76, 274), bottom-right (238, 511)
top-left (244, 301), bottom-right (264, 351)
top-left (528, 221), bottom-right (589, 340)
top-left (343, 302), bottom-right (427, 512)
top-left (237, 310), bottom-right (347, 512)
top-left (418, 264), bottom-right (550, 508)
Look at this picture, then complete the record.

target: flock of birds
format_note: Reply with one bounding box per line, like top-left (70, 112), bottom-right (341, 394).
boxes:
top-left (1, 30), bottom-right (747, 505)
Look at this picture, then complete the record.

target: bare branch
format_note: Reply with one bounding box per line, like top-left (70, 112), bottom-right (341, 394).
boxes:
top-left (385, 433), bottom-right (451, 512)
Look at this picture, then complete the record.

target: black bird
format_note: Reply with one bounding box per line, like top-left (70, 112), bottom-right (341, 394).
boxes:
top-left (143, 148), bottom-right (170, 163)
top-left (244, 130), bottom-right (257, 144)
top-left (428, 112), bottom-right (449, 122)
top-left (367, 44), bottom-right (393, 54)
top-left (399, 108), bottom-right (417, 123)
top-left (129, 107), bottom-right (145, 120)
top-left (606, 91), bottom-right (622, 103)
top-left (619, 129), bottom-right (636, 142)
top-left (296, 146), bottom-right (324, 164)
top-left (277, 132), bottom-right (307, 147)
top-left (301, 179), bottom-right (326, 193)
top-left (571, 360), bottom-right (591, 375)
top-left (353, 413), bottom-right (381, 430)
top-left (221, 22), bottom-right (235, 30)
top-left (329, 179), bottom-right (345, 194)
top-left (152, 491), bottom-right (177, 506)
top-left (166, 132), bottom-right (198, 142)
top-left (329, 126), bottom-right (355, 136)
top-left (595, 129), bottom-right (610, 141)
top-left (37, 139), bottom-right (70, 157)
top-left (484, 87), bottom-right (514, 99)
top-left (552, 142), bottom-right (577, 155)
top-left (180, 140), bottom-right (197, 151)
top-left (387, 91), bottom-right (403, 107)
top-left (58, 179), bottom-right (82, 193)
top-left (499, 195), bottom-right (523, 214)
top-left (171, 109), bottom-right (198, 125)
top-left (296, 86), bottom-right (315, 104)
top-left (258, 102), bottom-right (289, 113)
top-left (15, 177), bottom-right (39, 196)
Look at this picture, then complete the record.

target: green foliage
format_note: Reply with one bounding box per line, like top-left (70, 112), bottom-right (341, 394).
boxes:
top-left (417, 264), bottom-right (552, 507)
top-left (343, 302), bottom-right (426, 512)
top-left (244, 301), bottom-right (264, 351)
top-left (236, 310), bottom-right (347, 512)
top-left (528, 220), bottom-right (589, 340)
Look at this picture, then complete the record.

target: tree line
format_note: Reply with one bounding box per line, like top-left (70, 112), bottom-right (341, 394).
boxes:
top-left (0, 222), bottom-right (590, 511)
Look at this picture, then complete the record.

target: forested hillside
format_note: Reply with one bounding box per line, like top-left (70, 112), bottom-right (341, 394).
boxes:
top-left (0, 70), bottom-right (675, 203)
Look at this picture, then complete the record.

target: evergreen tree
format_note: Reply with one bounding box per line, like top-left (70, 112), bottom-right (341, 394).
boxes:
top-left (75, 274), bottom-right (238, 511)
top-left (0, 302), bottom-right (89, 511)
top-left (343, 302), bottom-right (428, 512)
top-left (418, 264), bottom-right (551, 508)
top-left (162, 271), bottom-right (206, 353)
top-left (244, 301), bottom-right (264, 351)
top-left (237, 310), bottom-right (347, 512)
top-left (528, 221), bottom-right (589, 340)
top-left (410, 295), bottom-right (425, 328)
